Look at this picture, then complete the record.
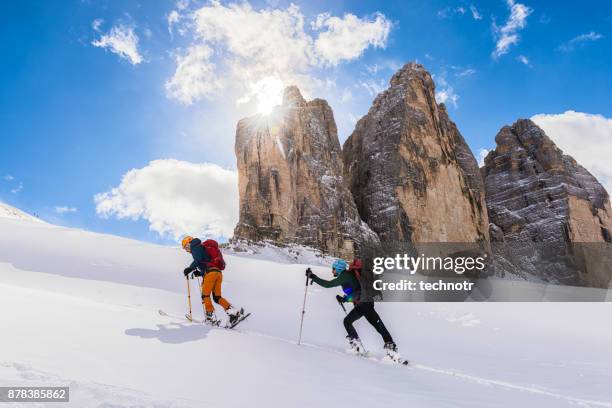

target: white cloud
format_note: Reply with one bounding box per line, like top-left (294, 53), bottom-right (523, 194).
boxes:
top-left (55, 206), bottom-right (78, 214)
top-left (167, 10), bottom-right (181, 36)
top-left (438, 6), bottom-right (479, 19)
top-left (94, 159), bottom-right (238, 239)
top-left (364, 60), bottom-right (401, 75)
top-left (313, 12), bottom-right (391, 66)
top-left (165, 2), bottom-right (391, 105)
top-left (470, 5), bottom-right (482, 20)
top-left (477, 148), bottom-right (490, 167)
top-left (516, 54), bottom-right (531, 66)
top-left (437, 7), bottom-right (462, 18)
top-left (559, 31), bottom-right (604, 52)
top-left (435, 88), bottom-right (459, 108)
top-left (492, 0), bottom-right (532, 59)
top-left (237, 75), bottom-right (285, 114)
top-left (92, 24), bottom-right (143, 65)
top-left (11, 183), bottom-right (23, 194)
top-left (434, 76), bottom-right (459, 108)
top-left (3, 175), bottom-right (14, 181)
top-left (437, 8), bottom-right (449, 18)
top-left (360, 79), bottom-right (386, 96)
top-left (365, 64), bottom-right (381, 74)
top-left (165, 45), bottom-right (221, 105)
top-left (456, 68), bottom-right (476, 77)
top-left (91, 18), bottom-right (104, 32)
top-left (532, 111), bottom-right (612, 193)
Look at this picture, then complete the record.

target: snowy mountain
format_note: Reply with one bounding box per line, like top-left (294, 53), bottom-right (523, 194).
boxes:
top-left (1, 216), bottom-right (611, 407)
top-left (0, 202), bottom-right (42, 223)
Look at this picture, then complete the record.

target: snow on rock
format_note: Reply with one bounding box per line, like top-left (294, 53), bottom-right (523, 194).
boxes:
top-left (234, 86), bottom-right (377, 260)
top-left (343, 62), bottom-right (489, 243)
top-left (225, 239), bottom-right (335, 266)
top-left (483, 119), bottom-right (612, 287)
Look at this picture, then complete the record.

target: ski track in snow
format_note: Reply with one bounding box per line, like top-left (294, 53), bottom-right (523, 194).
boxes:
top-left (1, 218), bottom-right (612, 407)
top-left (412, 364), bottom-right (612, 408)
top-left (157, 312), bottom-right (612, 408)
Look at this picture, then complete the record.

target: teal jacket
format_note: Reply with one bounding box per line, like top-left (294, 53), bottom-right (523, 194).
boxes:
top-left (311, 271), bottom-right (361, 303)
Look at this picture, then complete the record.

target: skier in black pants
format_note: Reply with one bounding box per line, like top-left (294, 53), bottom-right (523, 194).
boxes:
top-left (306, 259), bottom-right (400, 360)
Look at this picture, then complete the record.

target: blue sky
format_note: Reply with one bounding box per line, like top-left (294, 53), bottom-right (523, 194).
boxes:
top-left (1, 0), bottom-right (611, 244)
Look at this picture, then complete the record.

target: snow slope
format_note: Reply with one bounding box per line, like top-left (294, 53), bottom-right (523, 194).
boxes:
top-left (0, 202), bottom-right (42, 223)
top-left (1, 217), bottom-right (611, 407)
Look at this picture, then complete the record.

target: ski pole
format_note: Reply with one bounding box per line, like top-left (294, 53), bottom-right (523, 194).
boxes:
top-left (336, 295), bottom-right (367, 354)
top-left (186, 276), bottom-right (193, 321)
top-left (297, 269), bottom-right (312, 345)
top-left (196, 275), bottom-right (207, 317)
top-left (336, 295), bottom-right (347, 313)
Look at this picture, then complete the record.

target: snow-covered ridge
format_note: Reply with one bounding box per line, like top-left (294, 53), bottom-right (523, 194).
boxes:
top-left (225, 239), bottom-right (335, 266)
top-left (0, 202), bottom-right (43, 223)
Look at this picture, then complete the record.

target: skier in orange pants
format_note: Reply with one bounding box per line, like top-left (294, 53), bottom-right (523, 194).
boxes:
top-left (200, 269), bottom-right (230, 313)
top-left (181, 236), bottom-right (244, 325)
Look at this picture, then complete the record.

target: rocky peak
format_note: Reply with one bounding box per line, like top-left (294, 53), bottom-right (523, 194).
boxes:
top-left (483, 119), bottom-right (612, 287)
top-left (389, 62), bottom-right (430, 87)
top-left (343, 62), bottom-right (489, 243)
top-left (282, 85), bottom-right (306, 107)
top-left (233, 86), bottom-right (377, 258)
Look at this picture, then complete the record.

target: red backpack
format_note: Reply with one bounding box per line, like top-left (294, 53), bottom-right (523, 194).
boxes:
top-left (202, 239), bottom-right (226, 271)
top-left (349, 259), bottom-right (362, 281)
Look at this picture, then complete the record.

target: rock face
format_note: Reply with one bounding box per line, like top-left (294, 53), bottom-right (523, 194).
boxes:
top-left (233, 86), bottom-right (376, 259)
top-left (342, 63), bottom-right (489, 244)
top-left (483, 119), bottom-right (612, 287)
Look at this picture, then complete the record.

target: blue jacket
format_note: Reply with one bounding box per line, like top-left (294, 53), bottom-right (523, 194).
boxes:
top-left (188, 238), bottom-right (210, 271)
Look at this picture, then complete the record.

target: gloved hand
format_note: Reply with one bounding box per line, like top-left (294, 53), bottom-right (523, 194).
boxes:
top-left (336, 294), bottom-right (346, 303)
top-left (184, 268), bottom-right (195, 277)
top-left (306, 268), bottom-right (317, 279)
top-left (192, 268), bottom-right (204, 277)
top-left (305, 268), bottom-right (317, 285)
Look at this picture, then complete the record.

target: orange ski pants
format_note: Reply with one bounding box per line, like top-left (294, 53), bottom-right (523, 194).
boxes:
top-left (200, 270), bottom-right (231, 313)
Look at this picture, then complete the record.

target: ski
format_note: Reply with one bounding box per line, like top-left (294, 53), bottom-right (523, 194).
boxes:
top-left (158, 308), bottom-right (250, 329)
top-left (382, 353), bottom-right (409, 366)
top-left (226, 312), bottom-right (251, 329)
top-left (158, 309), bottom-right (204, 324)
top-left (386, 357), bottom-right (409, 366)
top-left (344, 348), bottom-right (408, 366)
top-left (346, 350), bottom-right (371, 358)
top-left (186, 313), bottom-right (205, 324)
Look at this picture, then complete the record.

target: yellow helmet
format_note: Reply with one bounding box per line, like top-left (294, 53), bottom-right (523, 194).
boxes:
top-left (181, 235), bottom-right (194, 250)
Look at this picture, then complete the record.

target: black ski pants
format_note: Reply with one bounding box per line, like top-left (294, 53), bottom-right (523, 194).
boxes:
top-left (343, 301), bottom-right (393, 343)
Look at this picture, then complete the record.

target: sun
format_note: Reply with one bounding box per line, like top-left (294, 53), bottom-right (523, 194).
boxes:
top-left (254, 76), bottom-right (284, 115)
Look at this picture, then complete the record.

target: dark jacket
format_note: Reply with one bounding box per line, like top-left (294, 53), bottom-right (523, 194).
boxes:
top-left (311, 271), bottom-right (361, 303)
top-left (188, 238), bottom-right (210, 271)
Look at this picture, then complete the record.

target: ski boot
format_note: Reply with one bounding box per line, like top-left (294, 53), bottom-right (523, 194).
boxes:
top-left (204, 312), bottom-right (220, 326)
top-left (227, 307), bottom-right (244, 326)
top-left (346, 336), bottom-right (362, 355)
top-left (384, 341), bottom-right (401, 362)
